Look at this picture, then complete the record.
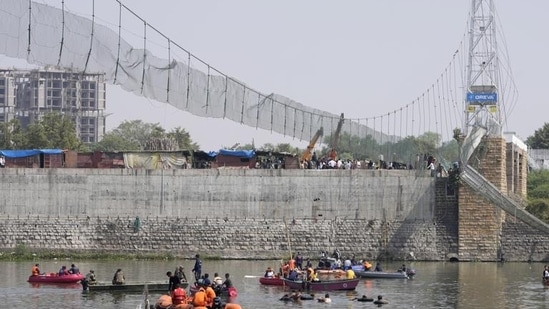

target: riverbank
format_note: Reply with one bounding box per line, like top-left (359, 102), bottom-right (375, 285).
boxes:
top-left (0, 246), bottom-right (233, 262)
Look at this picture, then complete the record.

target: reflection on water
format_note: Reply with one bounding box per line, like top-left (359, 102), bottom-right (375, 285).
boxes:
top-left (0, 260), bottom-right (547, 308)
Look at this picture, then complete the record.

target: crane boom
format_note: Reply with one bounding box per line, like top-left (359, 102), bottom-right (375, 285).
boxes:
top-left (328, 113), bottom-right (345, 160)
top-left (301, 127), bottom-right (324, 162)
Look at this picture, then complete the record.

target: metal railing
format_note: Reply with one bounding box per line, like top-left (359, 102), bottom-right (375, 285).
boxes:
top-left (461, 165), bottom-right (549, 233)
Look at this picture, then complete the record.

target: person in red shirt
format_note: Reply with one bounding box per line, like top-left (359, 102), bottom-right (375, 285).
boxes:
top-left (171, 283), bottom-right (187, 305)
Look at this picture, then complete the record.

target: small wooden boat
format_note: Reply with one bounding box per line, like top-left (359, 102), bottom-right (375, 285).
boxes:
top-left (88, 281), bottom-right (188, 292)
top-left (355, 269), bottom-right (415, 279)
top-left (28, 273), bottom-right (84, 284)
top-left (281, 278), bottom-right (359, 291)
top-left (259, 277), bottom-right (285, 286)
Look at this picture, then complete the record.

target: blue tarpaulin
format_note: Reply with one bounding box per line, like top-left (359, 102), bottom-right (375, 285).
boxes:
top-left (0, 149), bottom-right (63, 159)
top-left (217, 149), bottom-right (256, 158)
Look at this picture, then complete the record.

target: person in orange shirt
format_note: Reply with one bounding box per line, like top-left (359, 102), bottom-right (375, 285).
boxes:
top-left (288, 257), bottom-right (296, 271)
top-left (204, 284), bottom-right (217, 306)
top-left (31, 263), bottom-right (41, 276)
top-left (192, 287), bottom-right (207, 307)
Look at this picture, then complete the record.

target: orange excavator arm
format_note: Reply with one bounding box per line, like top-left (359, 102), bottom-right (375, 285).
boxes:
top-left (328, 113), bottom-right (345, 161)
top-left (301, 127), bottom-right (323, 162)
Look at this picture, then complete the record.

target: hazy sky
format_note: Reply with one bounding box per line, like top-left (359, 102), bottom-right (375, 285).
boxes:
top-left (2, 0), bottom-right (548, 151)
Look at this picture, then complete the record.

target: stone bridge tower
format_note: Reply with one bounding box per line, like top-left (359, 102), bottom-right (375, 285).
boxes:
top-left (457, 0), bottom-right (529, 261)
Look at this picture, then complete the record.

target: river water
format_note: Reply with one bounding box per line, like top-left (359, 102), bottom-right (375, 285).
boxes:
top-left (1, 260), bottom-right (548, 308)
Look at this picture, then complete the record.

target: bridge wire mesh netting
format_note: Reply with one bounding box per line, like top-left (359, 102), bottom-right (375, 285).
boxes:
top-left (0, 0), bottom-right (516, 166)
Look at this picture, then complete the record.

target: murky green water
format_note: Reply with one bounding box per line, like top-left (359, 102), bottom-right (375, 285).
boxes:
top-left (1, 259), bottom-right (548, 308)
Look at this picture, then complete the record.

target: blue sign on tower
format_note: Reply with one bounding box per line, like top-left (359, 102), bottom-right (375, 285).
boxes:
top-left (466, 92), bottom-right (498, 104)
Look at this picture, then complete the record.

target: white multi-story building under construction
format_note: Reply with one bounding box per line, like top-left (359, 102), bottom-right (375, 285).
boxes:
top-left (0, 67), bottom-right (106, 144)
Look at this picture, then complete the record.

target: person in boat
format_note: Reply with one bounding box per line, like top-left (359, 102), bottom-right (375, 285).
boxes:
top-left (167, 271), bottom-right (181, 291)
top-left (317, 293), bottom-right (331, 303)
top-left (213, 272), bottom-right (224, 285)
top-left (373, 295), bottom-right (388, 305)
top-left (288, 256), bottom-right (296, 271)
top-left (222, 273), bottom-right (233, 289)
top-left (205, 283), bottom-right (217, 305)
top-left (203, 273), bottom-right (212, 286)
top-left (332, 249), bottom-right (341, 260)
top-left (399, 264), bottom-right (407, 272)
top-left (288, 269), bottom-right (299, 281)
top-left (306, 266), bottom-right (315, 282)
top-left (31, 263), bottom-right (42, 276)
top-left (305, 258), bottom-right (313, 269)
top-left (192, 254), bottom-right (202, 282)
top-left (375, 262), bottom-right (383, 272)
top-left (155, 294), bottom-right (173, 309)
top-left (58, 265), bottom-right (70, 276)
top-left (171, 283), bottom-right (187, 306)
top-left (112, 268), bottom-right (125, 285)
top-left (192, 286), bottom-right (207, 307)
top-left (264, 267), bottom-right (275, 278)
top-left (85, 270), bottom-right (97, 285)
top-left (343, 257), bottom-right (352, 270)
top-left (69, 264), bottom-right (80, 274)
top-left (543, 265), bottom-right (549, 279)
top-left (346, 268), bottom-right (356, 279)
top-left (174, 265), bottom-right (188, 282)
top-left (363, 260), bottom-right (373, 270)
top-left (295, 252), bottom-right (303, 270)
top-left (281, 262), bottom-right (290, 278)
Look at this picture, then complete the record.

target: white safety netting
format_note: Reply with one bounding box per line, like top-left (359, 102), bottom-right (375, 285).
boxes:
top-left (0, 0), bottom-right (387, 143)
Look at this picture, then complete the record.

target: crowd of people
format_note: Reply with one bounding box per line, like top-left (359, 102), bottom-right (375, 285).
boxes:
top-left (154, 254), bottom-right (237, 309)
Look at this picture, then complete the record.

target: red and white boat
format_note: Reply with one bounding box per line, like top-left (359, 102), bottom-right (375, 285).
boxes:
top-left (28, 273), bottom-right (84, 284)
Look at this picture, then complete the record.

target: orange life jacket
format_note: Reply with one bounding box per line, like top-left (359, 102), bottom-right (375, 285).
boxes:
top-left (192, 289), bottom-right (207, 307)
top-left (155, 295), bottom-right (173, 309)
top-left (288, 259), bottom-right (296, 270)
top-left (205, 286), bottom-right (216, 303)
top-left (31, 266), bottom-right (39, 276)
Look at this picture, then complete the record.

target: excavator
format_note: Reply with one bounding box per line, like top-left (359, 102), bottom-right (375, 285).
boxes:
top-left (301, 127), bottom-right (324, 162)
top-left (328, 113), bottom-right (345, 161)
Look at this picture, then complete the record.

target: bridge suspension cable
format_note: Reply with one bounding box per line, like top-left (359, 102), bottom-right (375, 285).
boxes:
top-left (0, 0), bottom-right (518, 167)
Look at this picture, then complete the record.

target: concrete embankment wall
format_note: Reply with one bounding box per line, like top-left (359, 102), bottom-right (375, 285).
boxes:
top-left (1, 168), bottom-right (548, 261)
top-left (0, 168), bottom-right (434, 220)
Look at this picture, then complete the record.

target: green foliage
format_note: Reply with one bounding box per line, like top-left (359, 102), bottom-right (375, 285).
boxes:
top-left (527, 123), bottom-right (549, 149)
top-left (167, 127), bottom-right (199, 151)
top-left (0, 113), bottom-right (89, 150)
top-left (91, 133), bottom-right (140, 151)
top-left (526, 170), bottom-right (549, 223)
top-left (0, 249), bottom-right (222, 261)
top-left (91, 121), bottom-right (198, 152)
top-left (0, 118), bottom-right (26, 149)
top-left (526, 199), bottom-right (549, 223)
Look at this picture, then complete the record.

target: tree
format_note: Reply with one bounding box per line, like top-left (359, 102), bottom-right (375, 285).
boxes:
top-left (0, 118), bottom-right (26, 149)
top-left (527, 123), bottom-right (549, 149)
top-left (24, 122), bottom-right (49, 149)
top-left (23, 112), bottom-right (82, 150)
top-left (92, 120), bottom-right (198, 152)
top-left (110, 120), bottom-right (162, 150)
top-left (167, 127), bottom-right (199, 151)
top-left (526, 170), bottom-right (549, 223)
top-left (92, 133), bottom-right (140, 151)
